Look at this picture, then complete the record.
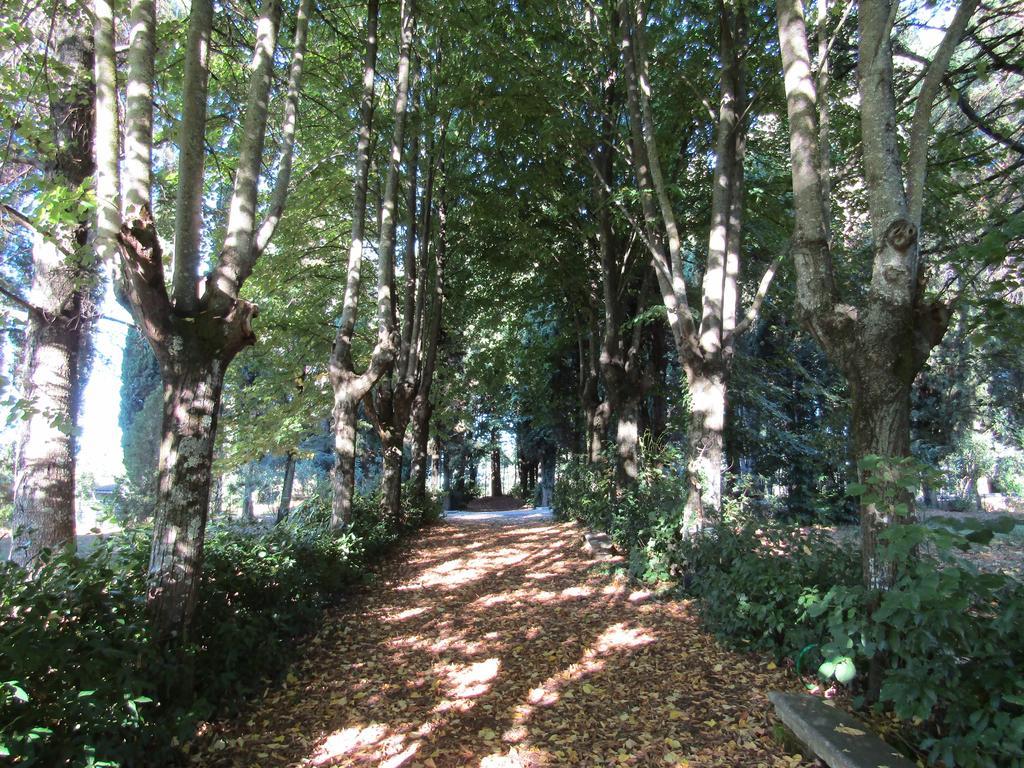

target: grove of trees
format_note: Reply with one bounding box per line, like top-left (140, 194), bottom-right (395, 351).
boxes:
top-left (0, 0), bottom-right (1021, 764)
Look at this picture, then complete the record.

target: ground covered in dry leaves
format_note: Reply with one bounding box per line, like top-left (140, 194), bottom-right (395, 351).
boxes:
top-left (191, 518), bottom-right (816, 768)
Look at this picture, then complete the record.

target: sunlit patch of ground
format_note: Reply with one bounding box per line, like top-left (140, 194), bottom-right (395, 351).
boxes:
top-left (189, 519), bottom-right (817, 768)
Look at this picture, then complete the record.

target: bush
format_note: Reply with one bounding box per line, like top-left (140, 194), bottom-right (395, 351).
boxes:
top-left (0, 486), bottom-right (434, 766)
top-left (679, 456), bottom-right (1024, 768)
top-left (678, 520), bottom-right (860, 658)
top-left (0, 539), bottom-right (176, 766)
top-left (553, 442), bottom-right (688, 582)
top-left (808, 517), bottom-right (1024, 768)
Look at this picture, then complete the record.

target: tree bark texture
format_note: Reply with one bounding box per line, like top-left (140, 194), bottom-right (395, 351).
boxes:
top-left (774, 0), bottom-right (973, 602)
top-left (147, 350), bottom-right (227, 644)
top-left (95, 0), bottom-right (309, 649)
top-left (10, 14), bottom-right (95, 566)
top-left (619, 0), bottom-right (761, 527)
top-left (277, 451), bottom-right (297, 522)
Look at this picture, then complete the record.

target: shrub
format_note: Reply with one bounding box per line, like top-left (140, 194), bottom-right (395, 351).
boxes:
top-left (554, 443), bottom-right (688, 582)
top-left (0, 540), bottom-right (176, 766)
top-left (0, 485), bottom-right (433, 766)
top-left (680, 456), bottom-right (1024, 768)
top-left (678, 520), bottom-right (860, 658)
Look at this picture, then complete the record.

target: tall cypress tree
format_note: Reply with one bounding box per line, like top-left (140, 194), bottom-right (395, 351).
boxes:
top-left (118, 327), bottom-right (161, 518)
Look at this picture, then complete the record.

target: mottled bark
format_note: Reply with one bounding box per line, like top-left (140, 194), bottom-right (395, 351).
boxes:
top-left (774, 0), bottom-right (973, 610)
top-left (540, 444), bottom-right (556, 508)
top-left (490, 429), bottom-right (503, 496)
top-left (619, 0), bottom-right (764, 526)
top-left (615, 400), bottom-right (640, 488)
top-left (683, 368), bottom-right (727, 530)
top-left (147, 345), bottom-right (228, 644)
top-left (10, 13), bottom-right (94, 566)
top-left (11, 304), bottom-right (83, 565)
top-left (95, 0), bottom-right (308, 649)
top-left (170, 0), bottom-right (213, 312)
top-left (330, 0), bottom-right (410, 528)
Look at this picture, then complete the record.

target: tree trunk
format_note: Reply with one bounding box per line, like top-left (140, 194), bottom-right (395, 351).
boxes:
top-left (490, 438), bottom-right (503, 497)
top-left (540, 444), bottom-right (556, 508)
top-left (331, 388), bottom-right (360, 528)
top-left (241, 468), bottom-right (255, 521)
top-left (9, 12), bottom-right (94, 567)
top-left (381, 433), bottom-right (404, 522)
top-left (10, 308), bottom-right (83, 566)
top-left (276, 450), bottom-right (296, 523)
top-left (429, 438), bottom-right (442, 493)
top-left (649, 324), bottom-right (668, 439)
top-left (683, 368), bottom-right (727, 530)
top-left (410, 398), bottom-right (433, 499)
top-left (147, 353), bottom-right (226, 645)
top-left (615, 399), bottom-right (640, 491)
top-left (849, 368), bottom-right (912, 591)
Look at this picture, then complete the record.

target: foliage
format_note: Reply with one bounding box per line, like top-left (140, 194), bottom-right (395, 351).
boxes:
top-left (678, 520), bottom-right (860, 658)
top-left (0, 486), bottom-right (435, 767)
top-left (680, 457), bottom-right (1024, 768)
top-left (553, 441), bottom-right (689, 582)
top-left (116, 329), bottom-right (162, 521)
top-left (0, 539), bottom-right (173, 766)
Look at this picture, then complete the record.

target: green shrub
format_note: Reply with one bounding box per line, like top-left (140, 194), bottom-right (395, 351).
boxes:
top-left (678, 520), bottom-right (860, 657)
top-left (680, 456), bottom-right (1024, 768)
top-left (553, 443), bottom-right (688, 582)
top-left (0, 485), bottom-right (433, 766)
top-left (0, 540), bottom-right (177, 766)
top-left (808, 515), bottom-right (1024, 768)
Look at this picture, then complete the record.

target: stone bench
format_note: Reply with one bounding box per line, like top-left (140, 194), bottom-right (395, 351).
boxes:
top-left (581, 530), bottom-right (616, 558)
top-left (768, 692), bottom-right (916, 768)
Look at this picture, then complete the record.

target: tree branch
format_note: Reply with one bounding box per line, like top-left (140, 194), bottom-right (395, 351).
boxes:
top-left (171, 0), bottom-right (214, 313)
top-left (906, 0), bottom-right (979, 227)
top-left (730, 249), bottom-right (785, 339)
top-left (253, 0), bottom-right (313, 257)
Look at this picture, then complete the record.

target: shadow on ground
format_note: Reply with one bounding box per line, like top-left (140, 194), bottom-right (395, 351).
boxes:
top-left (191, 520), bottom-right (815, 768)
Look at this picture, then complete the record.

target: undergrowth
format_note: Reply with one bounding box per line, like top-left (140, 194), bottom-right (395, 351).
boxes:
top-left (0, 488), bottom-right (440, 767)
top-left (558, 450), bottom-right (1024, 768)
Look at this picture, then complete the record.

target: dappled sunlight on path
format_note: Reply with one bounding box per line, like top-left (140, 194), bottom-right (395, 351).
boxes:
top-left (191, 521), bottom-right (814, 768)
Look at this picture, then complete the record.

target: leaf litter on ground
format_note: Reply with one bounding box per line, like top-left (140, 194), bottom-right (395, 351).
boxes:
top-left (190, 519), bottom-right (819, 767)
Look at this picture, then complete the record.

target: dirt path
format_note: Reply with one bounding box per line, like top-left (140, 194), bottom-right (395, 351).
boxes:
top-left (191, 519), bottom-right (814, 768)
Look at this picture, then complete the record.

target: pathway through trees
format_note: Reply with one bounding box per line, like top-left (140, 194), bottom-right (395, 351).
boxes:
top-left (192, 518), bottom-right (815, 767)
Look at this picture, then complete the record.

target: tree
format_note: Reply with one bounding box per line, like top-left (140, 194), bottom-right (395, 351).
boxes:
top-left (773, 0), bottom-right (977, 602)
top-left (92, 0), bottom-right (312, 645)
top-left (5, 4), bottom-right (97, 565)
top-left (328, 0), bottom-right (395, 529)
top-left (614, 0), bottom-right (781, 526)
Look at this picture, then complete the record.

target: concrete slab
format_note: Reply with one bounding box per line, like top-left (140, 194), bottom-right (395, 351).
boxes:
top-left (768, 692), bottom-right (916, 768)
top-left (445, 507), bottom-right (554, 524)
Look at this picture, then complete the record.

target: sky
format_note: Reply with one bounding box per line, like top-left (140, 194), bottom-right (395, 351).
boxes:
top-left (78, 276), bottom-right (132, 483)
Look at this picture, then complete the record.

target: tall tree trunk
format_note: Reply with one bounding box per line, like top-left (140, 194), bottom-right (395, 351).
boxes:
top-left (148, 349), bottom-right (226, 644)
top-left (774, 0), bottom-right (975, 695)
top-left (683, 367), bottom-right (727, 529)
top-left (241, 465), bottom-right (256, 521)
top-left (540, 444), bottom-right (556, 508)
top-left (277, 451), bottom-right (296, 522)
top-left (429, 438), bottom-right (442, 493)
top-left (490, 432), bottom-right (503, 497)
top-left (11, 304), bottom-right (84, 565)
top-left (10, 13), bottom-right (95, 566)
top-left (380, 431), bottom-right (404, 522)
top-left (618, 0), bottom-right (769, 529)
top-left (94, 0), bottom-right (310, 652)
top-left (614, 399), bottom-right (640, 490)
top-left (331, 0), bottom-right (414, 528)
